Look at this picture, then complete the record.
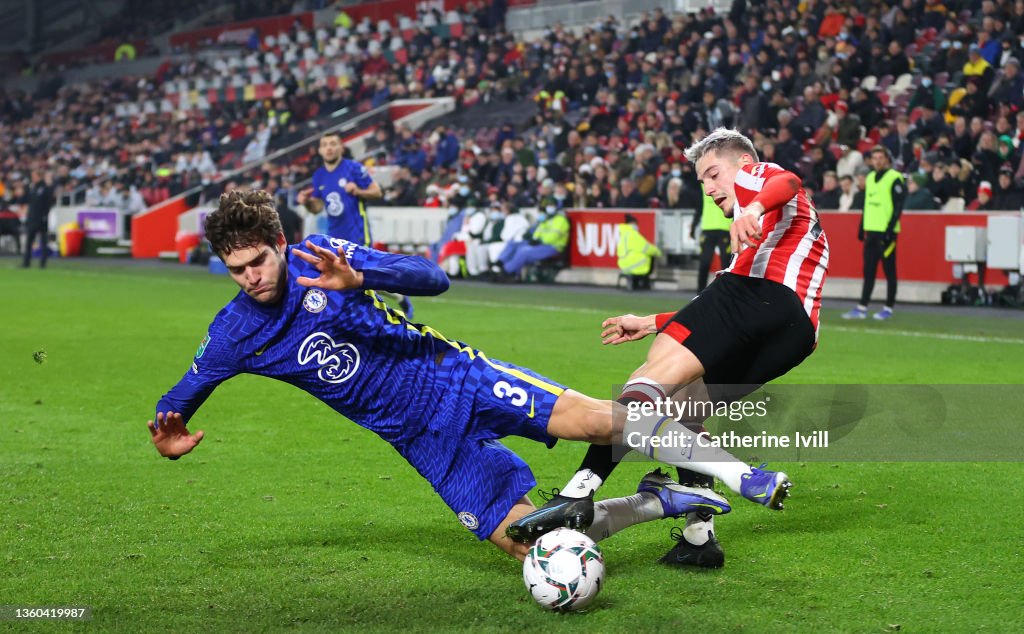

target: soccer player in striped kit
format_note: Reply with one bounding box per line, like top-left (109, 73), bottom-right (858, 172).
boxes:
top-left (509, 128), bottom-right (830, 569)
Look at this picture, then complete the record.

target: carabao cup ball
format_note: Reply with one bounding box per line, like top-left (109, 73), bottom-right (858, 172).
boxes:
top-left (522, 528), bottom-right (605, 611)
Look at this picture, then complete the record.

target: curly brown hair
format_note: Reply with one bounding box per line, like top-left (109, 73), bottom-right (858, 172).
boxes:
top-left (205, 189), bottom-right (284, 257)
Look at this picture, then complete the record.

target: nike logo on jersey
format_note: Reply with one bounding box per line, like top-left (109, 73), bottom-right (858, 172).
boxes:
top-left (528, 395), bottom-right (536, 419)
top-left (255, 342), bottom-right (270, 356)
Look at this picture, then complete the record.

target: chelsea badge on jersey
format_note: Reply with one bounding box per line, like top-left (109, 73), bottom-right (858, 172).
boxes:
top-left (303, 289), bottom-right (328, 314)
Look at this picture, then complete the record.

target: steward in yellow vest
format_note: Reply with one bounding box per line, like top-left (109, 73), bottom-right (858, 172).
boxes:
top-left (617, 214), bottom-right (662, 289)
top-left (691, 184), bottom-right (732, 292)
top-left (843, 146), bottom-right (906, 320)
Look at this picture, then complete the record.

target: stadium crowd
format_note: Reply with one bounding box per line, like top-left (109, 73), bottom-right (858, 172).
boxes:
top-left (3, 0), bottom-right (1024, 243)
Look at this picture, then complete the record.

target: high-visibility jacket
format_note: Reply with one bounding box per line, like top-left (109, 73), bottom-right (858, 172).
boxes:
top-left (532, 213), bottom-right (570, 250)
top-left (864, 168), bottom-right (904, 233)
top-left (617, 223), bottom-right (662, 275)
top-left (698, 186), bottom-right (732, 231)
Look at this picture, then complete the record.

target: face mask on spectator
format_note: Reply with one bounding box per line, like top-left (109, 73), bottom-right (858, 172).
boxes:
top-left (761, 81), bottom-right (772, 91)
top-left (922, 78), bottom-right (932, 87)
top-left (671, 168), bottom-right (682, 177)
top-left (459, 185), bottom-right (470, 197)
top-left (941, 40), bottom-right (951, 50)
top-left (546, 205), bottom-right (557, 214)
top-left (709, 56), bottom-right (719, 66)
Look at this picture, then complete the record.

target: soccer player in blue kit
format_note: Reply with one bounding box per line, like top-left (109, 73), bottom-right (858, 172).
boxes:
top-left (297, 131), bottom-right (382, 246)
top-left (148, 190), bottom-right (731, 560)
top-left (297, 130), bottom-right (414, 318)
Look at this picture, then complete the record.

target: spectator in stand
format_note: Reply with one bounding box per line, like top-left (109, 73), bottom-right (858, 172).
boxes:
top-left (434, 125), bottom-right (460, 169)
top-left (852, 166), bottom-right (870, 210)
top-left (837, 143), bottom-right (865, 179)
top-left (929, 160), bottom-right (962, 205)
top-left (815, 171), bottom-right (842, 210)
top-left (838, 174), bottom-right (858, 212)
top-left (989, 57), bottom-right (1024, 112)
top-left (964, 44), bottom-right (996, 91)
top-left (997, 134), bottom-right (1018, 166)
top-left (974, 130), bottom-right (1004, 184)
top-left (951, 77), bottom-right (993, 122)
top-left (792, 85), bottom-right (827, 143)
top-left (994, 166), bottom-right (1024, 209)
top-left (882, 40), bottom-right (911, 78)
top-left (834, 101), bottom-right (863, 148)
top-left (904, 173), bottom-right (938, 209)
top-left (914, 102), bottom-right (952, 146)
top-left (851, 87), bottom-right (886, 131)
top-left (909, 75), bottom-right (946, 112)
top-left (736, 75), bottom-right (772, 136)
top-left (968, 180), bottom-right (997, 210)
top-left (774, 126), bottom-right (803, 174)
top-left (616, 177), bottom-right (648, 208)
top-left (805, 145), bottom-right (836, 192)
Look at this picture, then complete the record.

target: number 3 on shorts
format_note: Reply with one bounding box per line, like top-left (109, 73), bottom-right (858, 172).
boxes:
top-left (493, 380), bottom-right (528, 407)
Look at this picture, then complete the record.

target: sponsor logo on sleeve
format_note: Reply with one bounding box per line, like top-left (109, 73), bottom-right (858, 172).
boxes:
top-left (195, 334), bottom-right (211, 359)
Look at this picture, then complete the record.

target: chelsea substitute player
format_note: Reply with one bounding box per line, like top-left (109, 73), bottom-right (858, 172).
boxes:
top-left (148, 190), bottom-right (734, 560)
top-left (297, 130), bottom-right (414, 318)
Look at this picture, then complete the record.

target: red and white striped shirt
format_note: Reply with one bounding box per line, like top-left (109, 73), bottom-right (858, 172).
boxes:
top-left (726, 162), bottom-right (829, 338)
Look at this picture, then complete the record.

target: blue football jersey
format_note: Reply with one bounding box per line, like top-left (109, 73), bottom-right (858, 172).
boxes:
top-left (311, 159), bottom-right (374, 245)
top-left (154, 235), bottom-right (563, 485)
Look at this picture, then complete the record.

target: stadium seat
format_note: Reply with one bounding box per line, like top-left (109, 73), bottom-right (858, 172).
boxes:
top-left (860, 75), bottom-right (877, 91)
top-left (942, 197), bottom-right (965, 212)
top-left (893, 73), bottom-right (913, 93)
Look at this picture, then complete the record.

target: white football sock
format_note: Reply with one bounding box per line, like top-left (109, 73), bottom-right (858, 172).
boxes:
top-left (682, 512), bottom-right (715, 546)
top-left (561, 468), bottom-right (603, 498)
top-left (584, 492), bottom-right (664, 542)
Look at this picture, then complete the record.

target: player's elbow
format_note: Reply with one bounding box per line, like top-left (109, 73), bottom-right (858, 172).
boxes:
top-left (422, 263), bottom-right (450, 295)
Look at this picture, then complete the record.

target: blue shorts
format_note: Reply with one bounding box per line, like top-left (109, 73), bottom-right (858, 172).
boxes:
top-left (431, 353), bottom-right (565, 540)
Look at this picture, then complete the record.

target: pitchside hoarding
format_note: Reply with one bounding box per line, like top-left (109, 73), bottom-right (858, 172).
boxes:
top-left (567, 209), bottom-right (658, 268)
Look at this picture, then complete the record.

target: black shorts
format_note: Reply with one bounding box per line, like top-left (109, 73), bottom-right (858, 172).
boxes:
top-left (658, 273), bottom-right (816, 402)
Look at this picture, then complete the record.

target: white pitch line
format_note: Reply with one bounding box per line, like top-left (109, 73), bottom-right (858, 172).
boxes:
top-left (426, 297), bottom-right (1024, 345)
top-left (829, 325), bottom-right (1024, 345)
top-left (423, 297), bottom-right (607, 315)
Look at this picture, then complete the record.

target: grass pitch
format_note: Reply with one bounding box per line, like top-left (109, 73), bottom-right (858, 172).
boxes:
top-left (2, 259), bottom-right (1023, 632)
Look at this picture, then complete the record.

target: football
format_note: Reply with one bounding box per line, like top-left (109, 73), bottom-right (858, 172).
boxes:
top-left (522, 528), bottom-right (605, 611)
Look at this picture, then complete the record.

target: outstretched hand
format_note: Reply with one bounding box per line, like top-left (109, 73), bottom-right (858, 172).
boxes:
top-left (730, 202), bottom-right (765, 253)
top-left (293, 240), bottom-right (364, 291)
top-left (600, 314), bottom-right (655, 345)
top-left (148, 411), bottom-right (204, 459)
